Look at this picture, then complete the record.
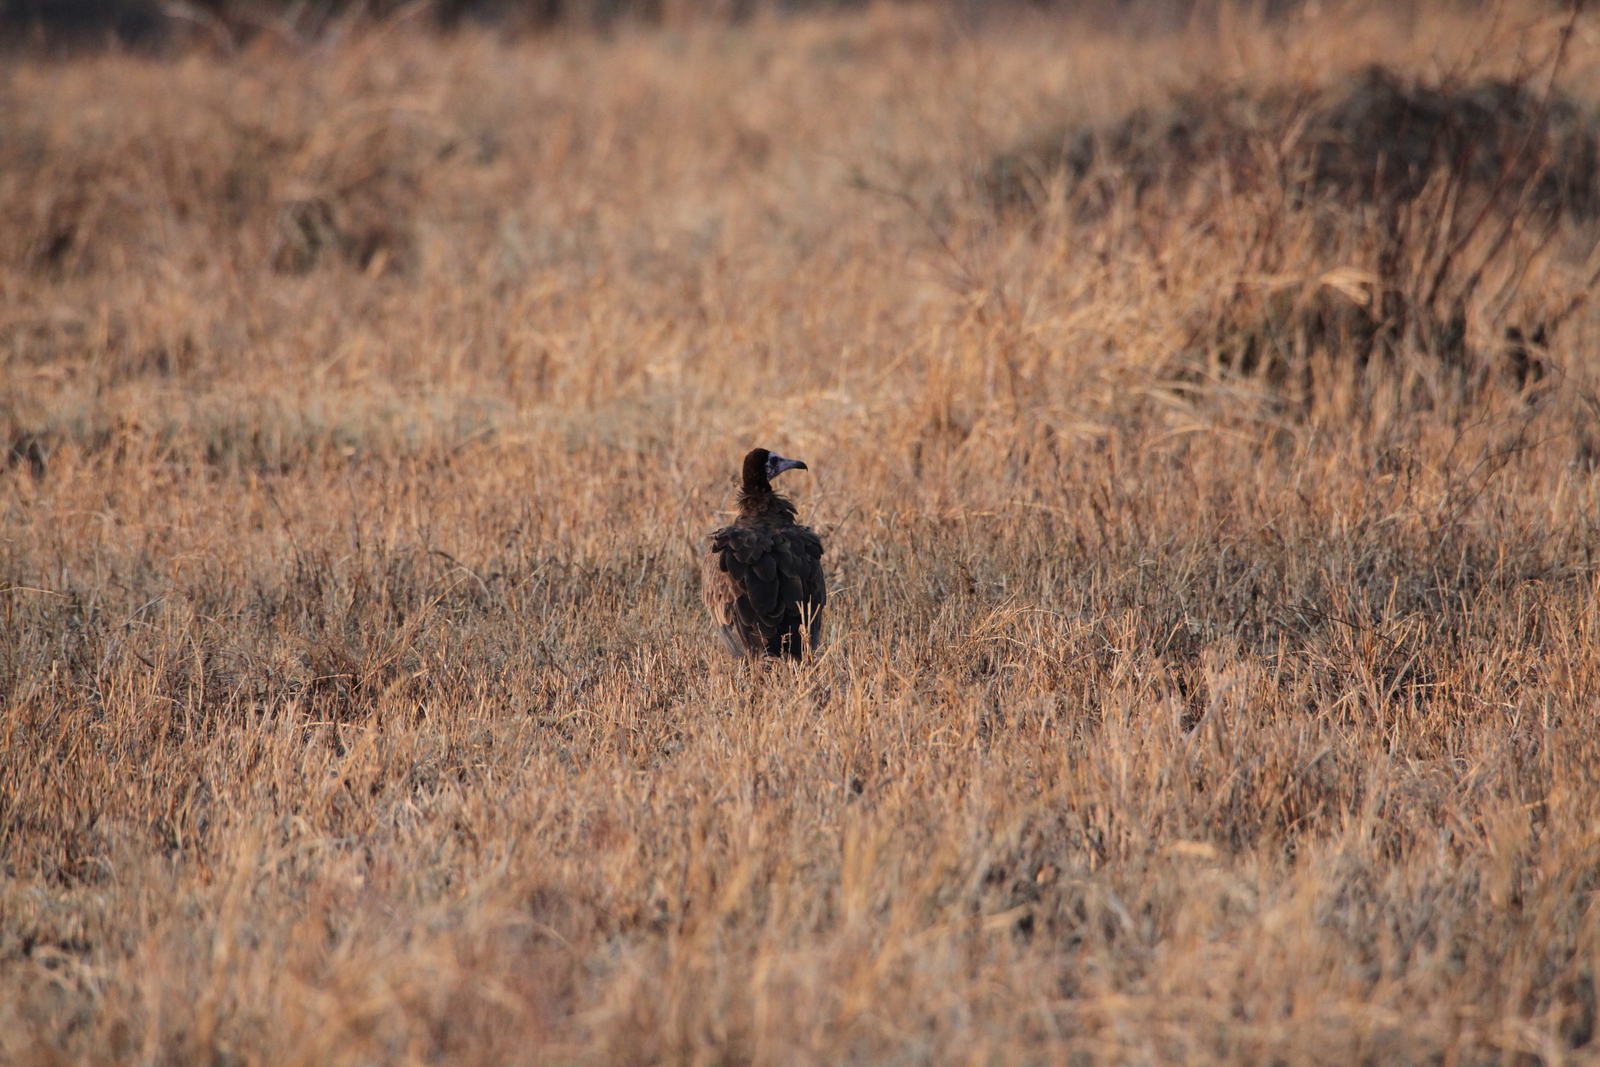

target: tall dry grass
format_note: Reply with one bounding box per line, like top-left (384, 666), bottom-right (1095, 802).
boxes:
top-left (4, 3), bottom-right (1600, 1063)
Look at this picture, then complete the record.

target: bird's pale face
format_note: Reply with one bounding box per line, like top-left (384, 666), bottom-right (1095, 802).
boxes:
top-left (764, 453), bottom-right (808, 480)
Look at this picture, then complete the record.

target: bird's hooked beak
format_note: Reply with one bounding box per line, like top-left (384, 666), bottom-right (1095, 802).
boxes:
top-left (765, 453), bottom-right (808, 480)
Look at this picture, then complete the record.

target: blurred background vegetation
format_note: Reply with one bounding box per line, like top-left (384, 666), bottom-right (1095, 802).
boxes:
top-left (1, 0), bottom-right (1284, 50)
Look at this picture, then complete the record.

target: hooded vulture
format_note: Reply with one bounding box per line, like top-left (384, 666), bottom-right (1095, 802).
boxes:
top-left (702, 448), bottom-right (827, 660)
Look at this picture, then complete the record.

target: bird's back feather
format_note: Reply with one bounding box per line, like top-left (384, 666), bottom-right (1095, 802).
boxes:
top-left (703, 521), bottom-right (825, 659)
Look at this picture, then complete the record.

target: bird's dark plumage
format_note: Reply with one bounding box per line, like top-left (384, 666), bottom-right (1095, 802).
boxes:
top-left (703, 448), bottom-right (826, 659)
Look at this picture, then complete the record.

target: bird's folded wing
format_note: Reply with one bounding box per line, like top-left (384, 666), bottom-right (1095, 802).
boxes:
top-left (704, 526), bottom-right (777, 626)
top-left (705, 525), bottom-right (825, 656)
top-left (788, 526), bottom-right (827, 608)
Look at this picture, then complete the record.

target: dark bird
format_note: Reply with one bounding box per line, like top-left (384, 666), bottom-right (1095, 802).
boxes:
top-left (702, 448), bottom-right (826, 660)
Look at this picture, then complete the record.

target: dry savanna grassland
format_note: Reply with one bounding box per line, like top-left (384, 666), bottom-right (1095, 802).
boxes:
top-left (5, 2), bottom-right (1600, 1063)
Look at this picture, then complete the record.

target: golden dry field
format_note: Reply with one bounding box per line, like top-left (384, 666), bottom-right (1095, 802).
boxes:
top-left (5, 3), bottom-right (1600, 1063)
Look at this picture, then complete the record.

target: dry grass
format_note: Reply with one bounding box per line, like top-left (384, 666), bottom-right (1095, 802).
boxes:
top-left (5, 3), bottom-right (1600, 1064)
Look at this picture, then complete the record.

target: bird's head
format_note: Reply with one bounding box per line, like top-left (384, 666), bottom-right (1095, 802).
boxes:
top-left (742, 447), bottom-right (808, 492)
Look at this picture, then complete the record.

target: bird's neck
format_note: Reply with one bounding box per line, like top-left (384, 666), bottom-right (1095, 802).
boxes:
top-left (737, 488), bottom-right (797, 525)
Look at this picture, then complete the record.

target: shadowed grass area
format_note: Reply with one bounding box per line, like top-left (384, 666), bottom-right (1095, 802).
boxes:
top-left (3, 4), bottom-right (1600, 1064)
